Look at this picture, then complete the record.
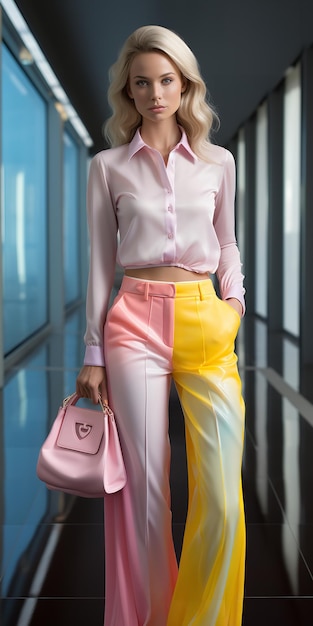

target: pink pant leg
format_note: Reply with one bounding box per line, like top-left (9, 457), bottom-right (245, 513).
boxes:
top-left (103, 283), bottom-right (178, 626)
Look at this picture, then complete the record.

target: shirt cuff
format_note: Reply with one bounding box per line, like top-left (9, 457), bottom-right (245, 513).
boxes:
top-left (84, 344), bottom-right (105, 366)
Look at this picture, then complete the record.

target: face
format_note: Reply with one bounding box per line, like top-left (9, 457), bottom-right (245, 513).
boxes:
top-left (127, 52), bottom-right (187, 123)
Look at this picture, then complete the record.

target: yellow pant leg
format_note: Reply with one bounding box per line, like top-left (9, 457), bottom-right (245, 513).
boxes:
top-left (168, 282), bottom-right (245, 626)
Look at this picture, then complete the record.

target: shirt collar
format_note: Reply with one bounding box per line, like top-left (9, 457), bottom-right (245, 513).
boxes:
top-left (127, 126), bottom-right (197, 162)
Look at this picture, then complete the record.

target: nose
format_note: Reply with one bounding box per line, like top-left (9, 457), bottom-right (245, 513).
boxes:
top-left (150, 82), bottom-right (161, 101)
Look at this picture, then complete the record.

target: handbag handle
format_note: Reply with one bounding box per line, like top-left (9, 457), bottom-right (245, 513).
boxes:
top-left (62, 392), bottom-right (114, 419)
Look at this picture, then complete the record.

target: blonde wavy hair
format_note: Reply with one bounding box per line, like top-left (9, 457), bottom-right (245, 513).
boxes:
top-left (104, 25), bottom-right (219, 160)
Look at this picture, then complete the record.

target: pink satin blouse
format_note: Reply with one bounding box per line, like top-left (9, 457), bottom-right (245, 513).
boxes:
top-left (84, 128), bottom-right (245, 366)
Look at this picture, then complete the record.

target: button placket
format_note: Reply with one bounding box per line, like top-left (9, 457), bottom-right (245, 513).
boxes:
top-left (163, 155), bottom-right (176, 263)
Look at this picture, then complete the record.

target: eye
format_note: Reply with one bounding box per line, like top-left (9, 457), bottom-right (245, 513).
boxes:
top-left (136, 79), bottom-right (148, 87)
top-left (162, 77), bottom-right (173, 85)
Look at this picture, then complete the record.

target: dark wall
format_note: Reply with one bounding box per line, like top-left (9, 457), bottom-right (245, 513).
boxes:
top-left (13, 0), bottom-right (313, 152)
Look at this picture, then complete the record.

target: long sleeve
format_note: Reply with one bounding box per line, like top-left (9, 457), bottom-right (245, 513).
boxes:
top-left (83, 154), bottom-right (118, 366)
top-left (214, 150), bottom-right (245, 313)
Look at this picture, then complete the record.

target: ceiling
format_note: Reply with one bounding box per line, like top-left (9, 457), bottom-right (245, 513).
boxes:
top-left (13, 0), bottom-right (313, 154)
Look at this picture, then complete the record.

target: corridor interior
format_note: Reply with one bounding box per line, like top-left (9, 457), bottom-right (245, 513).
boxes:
top-left (1, 277), bottom-right (313, 626)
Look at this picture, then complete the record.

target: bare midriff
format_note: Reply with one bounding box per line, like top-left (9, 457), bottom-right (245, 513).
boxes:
top-left (125, 266), bottom-right (210, 283)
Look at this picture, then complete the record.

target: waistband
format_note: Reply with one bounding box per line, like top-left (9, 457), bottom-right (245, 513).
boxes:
top-left (120, 275), bottom-right (215, 300)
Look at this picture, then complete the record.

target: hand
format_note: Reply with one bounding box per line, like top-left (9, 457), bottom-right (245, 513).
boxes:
top-left (76, 365), bottom-right (108, 405)
top-left (225, 298), bottom-right (243, 318)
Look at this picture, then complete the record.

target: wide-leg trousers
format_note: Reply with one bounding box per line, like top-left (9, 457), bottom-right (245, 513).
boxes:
top-left (103, 276), bottom-right (245, 626)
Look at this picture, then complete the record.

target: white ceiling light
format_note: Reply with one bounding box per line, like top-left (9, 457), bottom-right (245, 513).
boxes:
top-left (19, 45), bottom-right (33, 65)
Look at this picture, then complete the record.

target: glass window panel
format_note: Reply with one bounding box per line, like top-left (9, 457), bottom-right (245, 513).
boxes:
top-left (255, 318), bottom-right (268, 368)
top-left (283, 337), bottom-right (299, 392)
top-left (2, 348), bottom-right (49, 595)
top-left (236, 129), bottom-right (246, 367)
top-left (283, 64), bottom-right (301, 336)
top-left (282, 397), bottom-right (300, 593)
top-left (255, 371), bottom-right (268, 516)
top-left (236, 128), bottom-right (246, 261)
top-left (64, 132), bottom-right (80, 305)
top-left (1, 45), bottom-right (48, 353)
top-left (255, 102), bottom-right (269, 317)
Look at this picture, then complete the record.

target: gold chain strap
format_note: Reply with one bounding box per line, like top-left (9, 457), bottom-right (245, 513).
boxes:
top-left (62, 392), bottom-right (113, 418)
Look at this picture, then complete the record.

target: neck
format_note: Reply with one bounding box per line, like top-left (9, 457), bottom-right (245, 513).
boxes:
top-left (140, 119), bottom-right (181, 158)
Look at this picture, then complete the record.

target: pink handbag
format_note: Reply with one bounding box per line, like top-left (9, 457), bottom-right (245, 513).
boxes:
top-left (36, 393), bottom-right (126, 497)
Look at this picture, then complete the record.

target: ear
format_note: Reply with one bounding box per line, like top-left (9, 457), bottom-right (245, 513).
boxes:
top-left (127, 83), bottom-right (134, 100)
top-left (181, 76), bottom-right (188, 94)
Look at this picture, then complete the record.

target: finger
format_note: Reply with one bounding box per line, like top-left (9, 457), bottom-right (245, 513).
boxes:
top-left (100, 381), bottom-right (108, 405)
top-left (75, 383), bottom-right (83, 397)
top-left (90, 386), bottom-right (100, 405)
top-left (76, 384), bottom-right (90, 400)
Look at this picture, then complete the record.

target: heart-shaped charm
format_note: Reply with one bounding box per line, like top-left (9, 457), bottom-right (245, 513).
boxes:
top-left (75, 422), bottom-right (92, 440)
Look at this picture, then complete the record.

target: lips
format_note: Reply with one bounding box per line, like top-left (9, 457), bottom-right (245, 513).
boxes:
top-left (148, 106), bottom-right (165, 112)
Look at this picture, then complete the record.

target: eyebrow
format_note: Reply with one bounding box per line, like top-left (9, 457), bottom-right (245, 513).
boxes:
top-left (133, 72), bottom-right (176, 79)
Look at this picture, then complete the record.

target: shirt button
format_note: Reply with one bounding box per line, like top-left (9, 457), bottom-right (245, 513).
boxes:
top-left (168, 232), bottom-right (173, 239)
top-left (168, 205), bottom-right (173, 212)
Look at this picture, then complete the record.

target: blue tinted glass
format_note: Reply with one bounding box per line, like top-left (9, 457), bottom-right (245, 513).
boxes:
top-left (64, 132), bottom-right (80, 304)
top-left (1, 45), bottom-right (48, 354)
top-left (2, 347), bottom-right (49, 595)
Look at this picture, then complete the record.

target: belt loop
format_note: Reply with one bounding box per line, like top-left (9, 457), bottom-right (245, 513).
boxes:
top-left (198, 283), bottom-right (204, 301)
top-left (144, 282), bottom-right (149, 301)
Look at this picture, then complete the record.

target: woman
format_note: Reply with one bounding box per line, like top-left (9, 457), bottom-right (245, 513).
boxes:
top-left (76, 24), bottom-right (245, 626)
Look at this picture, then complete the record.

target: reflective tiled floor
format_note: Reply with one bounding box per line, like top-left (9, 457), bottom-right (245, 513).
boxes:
top-left (1, 298), bottom-right (313, 625)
